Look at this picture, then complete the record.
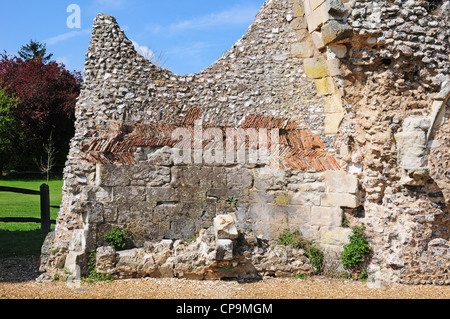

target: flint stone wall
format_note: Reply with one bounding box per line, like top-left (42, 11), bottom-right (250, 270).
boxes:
top-left (39, 0), bottom-right (450, 284)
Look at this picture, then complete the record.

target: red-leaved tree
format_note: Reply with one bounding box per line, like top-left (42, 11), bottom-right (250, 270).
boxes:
top-left (0, 52), bottom-right (82, 171)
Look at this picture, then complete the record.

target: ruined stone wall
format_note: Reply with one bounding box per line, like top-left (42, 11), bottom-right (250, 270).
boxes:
top-left (39, 0), bottom-right (449, 284)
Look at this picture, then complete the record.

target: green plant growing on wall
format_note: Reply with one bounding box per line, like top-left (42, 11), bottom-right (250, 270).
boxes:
top-left (340, 225), bottom-right (371, 277)
top-left (83, 249), bottom-right (113, 283)
top-left (104, 226), bottom-right (127, 250)
top-left (226, 197), bottom-right (238, 207)
top-left (277, 228), bottom-right (324, 274)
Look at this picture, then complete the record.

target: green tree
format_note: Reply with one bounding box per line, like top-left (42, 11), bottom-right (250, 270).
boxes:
top-left (0, 86), bottom-right (23, 172)
top-left (18, 40), bottom-right (53, 63)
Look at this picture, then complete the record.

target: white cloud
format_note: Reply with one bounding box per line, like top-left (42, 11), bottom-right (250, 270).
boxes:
top-left (44, 29), bottom-right (91, 46)
top-left (131, 40), bottom-right (166, 68)
top-left (132, 40), bottom-right (156, 61)
top-left (149, 5), bottom-right (260, 34)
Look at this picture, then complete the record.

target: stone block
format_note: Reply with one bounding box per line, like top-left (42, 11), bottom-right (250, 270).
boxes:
top-left (286, 205), bottom-right (312, 225)
top-left (290, 17), bottom-right (308, 30)
top-left (132, 165), bottom-right (170, 187)
top-left (394, 130), bottom-right (428, 168)
top-left (96, 246), bottom-right (116, 273)
top-left (326, 58), bottom-right (341, 76)
top-left (146, 146), bottom-right (173, 166)
top-left (328, 44), bottom-right (347, 58)
top-left (303, 56), bottom-right (328, 79)
top-left (291, 40), bottom-right (315, 58)
top-left (306, 5), bottom-right (330, 32)
top-left (324, 170), bottom-right (358, 194)
top-left (324, 94), bottom-right (344, 113)
top-left (81, 186), bottom-right (112, 202)
top-left (290, 191), bottom-right (321, 205)
top-left (216, 239), bottom-right (234, 261)
top-left (309, 0), bottom-right (327, 11)
top-left (324, 0), bottom-right (349, 17)
top-left (147, 187), bottom-right (180, 202)
top-left (254, 166), bottom-right (286, 190)
top-left (302, 0), bottom-right (312, 16)
top-left (321, 192), bottom-right (359, 208)
top-left (64, 251), bottom-right (84, 279)
top-left (319, 226), bottom-right (352, 246)
top-left (226, 168), bottom-right (254, 189)
top-left (315, 77), bottom-right (336, 96)
top-left (214, 214), bottom-right (238, 239)
top-left (112, 186), bottom-right (146, 202)
top-left (324, 112), bottom-right (344, 134)
top-left (311, 31), bottom-right (325, 49)
top-left (311, 206), bottom-right (343, 226)
top-left (95, 164), bottom-right (130, 187)
top-left (321, 20), bottom-right (352, 45)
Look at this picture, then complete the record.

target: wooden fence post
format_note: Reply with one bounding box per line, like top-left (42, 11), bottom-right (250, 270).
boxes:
top-left (40, 183), bottom-right (50, 231)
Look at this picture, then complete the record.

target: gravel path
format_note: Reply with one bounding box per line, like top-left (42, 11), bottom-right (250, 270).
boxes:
top-left (1, 258), bottom-right (449, 299)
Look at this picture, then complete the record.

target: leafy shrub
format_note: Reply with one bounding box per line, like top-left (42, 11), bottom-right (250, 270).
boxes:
top-left (304, 245), bottom-right (324, 274)
top-left (340, 225), bottom-right (371, 272)
top-left (277, 229), bottom-right (324, 274)
top-left (83, 249), bottom-right (113, 283)
top-left (104, 226), bottom-right (127, 250)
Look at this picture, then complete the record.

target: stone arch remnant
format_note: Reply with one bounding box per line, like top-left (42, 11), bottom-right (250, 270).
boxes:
top-left (39, 0), bottom-right (449, 285)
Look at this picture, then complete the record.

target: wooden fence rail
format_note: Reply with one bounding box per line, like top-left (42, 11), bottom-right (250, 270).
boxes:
top-left (0, 184), bottom-right (57, 231)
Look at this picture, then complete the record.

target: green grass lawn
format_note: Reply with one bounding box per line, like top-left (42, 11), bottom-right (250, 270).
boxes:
top-left (0, 178), bottom-right (63, 258)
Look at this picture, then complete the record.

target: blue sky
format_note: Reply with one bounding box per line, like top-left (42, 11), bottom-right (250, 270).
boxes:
top-left (0, 0), bottom-right (265, 75)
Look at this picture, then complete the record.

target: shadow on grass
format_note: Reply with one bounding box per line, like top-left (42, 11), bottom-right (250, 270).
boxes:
top-left (0, 228), bottom-right (50, 282)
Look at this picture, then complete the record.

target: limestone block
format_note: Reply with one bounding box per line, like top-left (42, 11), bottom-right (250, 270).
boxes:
top-left (286, 205), bottom-right (312, 225)
top-left (326, 58), bottom-right (341, 76)
top-left (95, 164), bottom-right (130, 187)
top-left (303, 56), bottom-right (328, 79)
top-left (402, 118), bottom-right (430, 132)
top-left (96, 246), bottom-right (116, 273)
top-left (311, 206), bottom-right (343, 226)
top-left (324, 170), bottom-right (358, 194)
top-left (315, 77), bottom-right (336, 96)
top-left (321, 20), bottom-right (352, 45)
top-left (302, 0), bottom-right (312, 16)
top-left (112, 186), bottom-right (146, 202)
top-left (132, 165), bottom-right (171, 187)
top-left (64, 251), bottom-right (84, 279)
top-left (254, 166), bottom-right (286, 190)
top-left (394, 131), bottom-right (428, 168)
top-left (290, 191), bottom-right (321, 205)
top-left (328, 44), bottom-right (347, 58)
top-left (324, 94), bottom-right (344, 113)
top-left (81, 186), bottom-right (112, 202)
top-left (319, 226), bottom-right (352, 246)
top-left (291, 40), bottom-right (315, 58)
top-left (214, 214), bottom-right (238, 239)
top-left (309, 0), bottom-right (327, 11)
top-left (290, 17), bottom-right (308, 30)
top-left (68, 229), bottom-right (87, 252)
top-left (311, 31), bottom-right (325, 49)
top-left (324, 112), bottom-right (344, 134)
top-left (216, 239), bottom-right (234, 261)
top-left (147, 187), bottom-right (180, 202)
top-left (146, 146), bottom-right (173, 166)
top-left (321, 193), bottom-right (359, 208)
top-left (226, 168), bottom-right (254, 189)
top-left (306, 5), bottom-right (331, 32)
